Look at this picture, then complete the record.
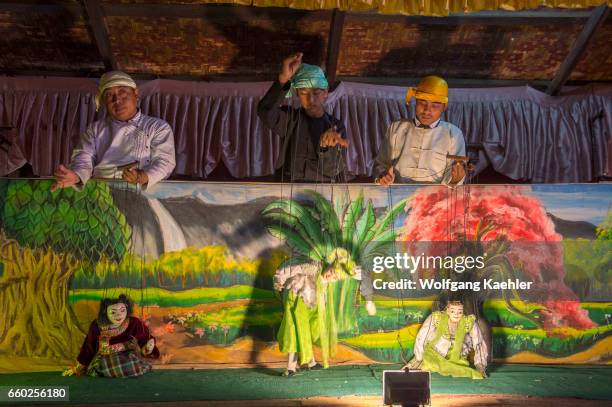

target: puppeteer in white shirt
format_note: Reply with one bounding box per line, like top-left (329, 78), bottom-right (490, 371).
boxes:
top-left (52, 71), bottom-right (175, 192)
top-left (374, 76), bottom-right (466, 186)
top-left (374, 117), bottom-right (465, 185)
top-left (70, 109), bottom-right (175, 189)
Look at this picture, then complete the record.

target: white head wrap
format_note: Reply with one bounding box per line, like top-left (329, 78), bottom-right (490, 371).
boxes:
top-left (95, 71), bottom-right (137, 111)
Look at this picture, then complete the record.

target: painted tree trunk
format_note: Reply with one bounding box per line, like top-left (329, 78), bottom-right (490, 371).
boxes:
top-left (0, 236), bottom-right (85, 359)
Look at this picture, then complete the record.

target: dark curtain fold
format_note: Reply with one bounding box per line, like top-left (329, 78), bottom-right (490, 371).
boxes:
top-left (1, 76), bottom-right (610, 182)
top-left (0, 77), bottom-right (97, 176)
top-left (138, 81), bottom-right (280, 178)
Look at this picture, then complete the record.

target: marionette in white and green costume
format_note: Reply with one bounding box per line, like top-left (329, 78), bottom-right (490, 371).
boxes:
top-left (405, 301), bottom-right (488, 379)
top-left (274, 249), bottom-right (356, 376)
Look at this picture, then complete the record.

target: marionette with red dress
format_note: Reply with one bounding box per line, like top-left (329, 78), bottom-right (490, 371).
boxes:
top-left (63, 294), bottom-right (159, 377)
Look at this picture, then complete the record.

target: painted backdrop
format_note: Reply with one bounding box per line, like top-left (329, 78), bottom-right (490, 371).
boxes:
top-left (0, 180), bottom-right (610, 372)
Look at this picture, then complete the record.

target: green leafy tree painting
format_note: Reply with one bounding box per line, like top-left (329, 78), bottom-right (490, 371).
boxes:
top-left (0, 180), bottom-right (131, 359)
top-left (263, 190), bottom-right (408, 335)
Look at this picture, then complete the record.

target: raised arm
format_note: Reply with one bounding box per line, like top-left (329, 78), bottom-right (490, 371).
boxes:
top-left (257, 53), bottom-right (303, 135)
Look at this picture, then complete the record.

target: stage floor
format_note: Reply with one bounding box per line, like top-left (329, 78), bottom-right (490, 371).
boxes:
top-left (1, 364), bottom-right (610, 405)
top-left (11, 396), bottom-right (608, 407)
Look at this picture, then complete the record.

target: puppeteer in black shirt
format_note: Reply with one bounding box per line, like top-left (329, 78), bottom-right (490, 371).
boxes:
top-left (257, 80), bottom-right (349, 182)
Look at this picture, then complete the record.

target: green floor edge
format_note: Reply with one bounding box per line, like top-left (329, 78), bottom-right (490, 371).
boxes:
top-left (1, 364), bottom-right (611, 404)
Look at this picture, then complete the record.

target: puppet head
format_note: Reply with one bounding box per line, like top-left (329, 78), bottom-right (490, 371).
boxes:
top-left (323, 248), bottom-right (356, 281)
top-left (97, 294), bottom-right (133, 327)
top-left (445, 300), bottom-right (465, 324)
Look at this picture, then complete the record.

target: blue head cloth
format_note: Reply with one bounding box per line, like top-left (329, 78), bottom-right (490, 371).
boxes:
top-left (287, 64), bottom-right (328, 97)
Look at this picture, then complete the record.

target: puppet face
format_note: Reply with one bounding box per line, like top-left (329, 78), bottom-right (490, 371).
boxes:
top-left (415, 98), bottom-right (445, 126)
top-left (447, 303), bottom-right (464, 324)
top-left (104, 86), bottom-right (139, 122)
top-left (107, 303), bottom-right (128, 326)
top-left (297, 88), bottom-right (328, 118)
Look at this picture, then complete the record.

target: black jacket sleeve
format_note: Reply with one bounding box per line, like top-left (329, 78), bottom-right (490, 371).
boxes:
top-left (257, 80), bottom-right (294, 138)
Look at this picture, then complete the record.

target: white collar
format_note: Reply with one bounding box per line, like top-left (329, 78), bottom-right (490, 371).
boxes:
top-left (111, 109), bottom-right (141, 125)
top-left (414, 117), bottom-right (441, 129)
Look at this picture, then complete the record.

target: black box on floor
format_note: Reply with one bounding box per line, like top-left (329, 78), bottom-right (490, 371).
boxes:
top-left (382, 370), bottom-right (430, 406)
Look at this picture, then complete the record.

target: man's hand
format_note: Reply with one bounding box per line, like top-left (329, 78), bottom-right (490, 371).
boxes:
top-left (278, 52), bottom-right (303, 86)
top-left (51, 164), bottom-right (80, 192)
top-left (122, 168), bottom-right (148, 186)
top-left (449, 161), bottom-right (466, 185)
top-left (320, 126), bottom-right (349, 148)
top-left (376, 167), bottom-right (395, 186)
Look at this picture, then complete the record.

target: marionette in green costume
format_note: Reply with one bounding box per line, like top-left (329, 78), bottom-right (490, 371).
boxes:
top-left (274, 249), bottom-right (356, 377)
top-left (405, 300), bottom-right (488, 379)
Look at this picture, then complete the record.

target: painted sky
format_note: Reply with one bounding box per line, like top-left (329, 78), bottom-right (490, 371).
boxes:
top-left (145, 182), bottom-right (611, 226)
top-left (530, 184), bottom-right (612, 225)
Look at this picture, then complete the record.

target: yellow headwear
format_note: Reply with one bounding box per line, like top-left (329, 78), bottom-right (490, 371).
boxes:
top-left (95, 71), bottom-right (137, 111)
top-left (406, 75), bottom-right (448, 105)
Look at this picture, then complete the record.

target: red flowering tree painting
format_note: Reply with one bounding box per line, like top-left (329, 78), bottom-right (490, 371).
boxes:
top-left (400, 185), bottom-right (596, 330)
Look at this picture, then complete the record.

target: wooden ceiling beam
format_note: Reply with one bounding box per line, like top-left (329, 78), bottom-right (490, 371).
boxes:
top-left (349, 15), bottom-right (590, 25)
top-left (0, 69), bottom-right (102, 78)
top-left (0, 1), bottom-right (593, 20)
top-left (546, 3), bottom-right (609, 96)
top-left (325, 9), bottom-right (346, 89)
top-left (0, 1), bottom-right (81, 14)
top-left (0, 2), bottom-right (593, 28)
top-left (3, 71), bottom-right (609, 89)
top-left (101, 3), bottom-right (592, 23)
top-left (338, 76), bottom-right (556, 88)
top-left (82, 0), bottom-right (116, 71)
top-left (0, 71), bottom-right (281, 81)
top-left (103, 3), bottom-right (329, 19)
top-left (450, 9), bottom-right (592, 18)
